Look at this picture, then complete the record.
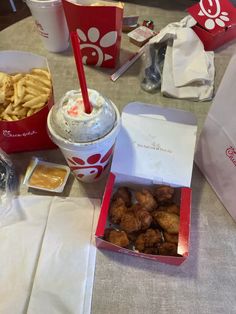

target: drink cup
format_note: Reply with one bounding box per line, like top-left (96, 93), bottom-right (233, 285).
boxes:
top-left (47, 89), bottom-right (120, 183)
top-left (25, 0), bottom-right (69, 53)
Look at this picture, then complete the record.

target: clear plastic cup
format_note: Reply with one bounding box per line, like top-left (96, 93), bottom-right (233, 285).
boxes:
top-left (25, 0), bottom-right (69, 52)
top-left (47, 91), bottom-right (120, 183)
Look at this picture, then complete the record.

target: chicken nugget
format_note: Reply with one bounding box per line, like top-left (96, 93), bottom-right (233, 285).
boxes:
top-left (127, 230), bottom-right (143, 242)
top-left (163, 232), bottom-right (179, 244)
top-left (152, 211), bottom-right (179, 234)
top-left (135, 229), bottom-right (162, 252)
top-left (120, 211), bottom-right (141, 234)
top-left (104, 229), bottom-right (129, 248)
top-left (144, 228), bottom-right (162, 247)
top-left (158, 242), bottom-right (178, 256)
top-left (132, 203), bottom-right (153, 230)
top-left (154, 185), bottom-right (174, 204)
top-left (112, 186), bottom-right (132, 207)
top-left (109, 197), bottom-right (127, 224)
top-left (158, 204), bottom-right (180, 216)
top-left (135, 188), bottom-right (157, 211)
top-left (134, 233), bottom-right (146, 252)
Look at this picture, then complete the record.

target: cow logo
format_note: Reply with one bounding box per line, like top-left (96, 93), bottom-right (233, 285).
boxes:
top-left (77, 27), bottom-right (117, 66)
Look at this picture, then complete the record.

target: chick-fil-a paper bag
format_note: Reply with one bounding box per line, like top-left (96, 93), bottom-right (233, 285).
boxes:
top-left (62, 0), bottom-right (124, 68)
top-left (188, 0), bottom-right (236, 50)
top-left (195, 54), bottom-right (236, 222)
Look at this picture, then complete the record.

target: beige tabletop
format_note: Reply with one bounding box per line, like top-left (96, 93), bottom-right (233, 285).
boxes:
top-left (1, 1), bottom-right (236, 313)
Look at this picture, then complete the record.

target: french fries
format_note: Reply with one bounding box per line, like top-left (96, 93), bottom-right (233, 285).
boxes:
top-left (0, 68), bottom-right (52, 122)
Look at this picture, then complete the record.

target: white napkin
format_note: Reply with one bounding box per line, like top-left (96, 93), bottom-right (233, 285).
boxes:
top-left (0, 196), bottom-right (100, 314)
top-left (149, 15), bottom-right (215, 101)
top-left (0, 196), bottom-right (51, 314)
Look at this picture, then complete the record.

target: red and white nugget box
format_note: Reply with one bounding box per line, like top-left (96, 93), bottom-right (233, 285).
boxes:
top-left (0, 51), bottom-right (55, 154)
top-left (188, 0), bottom-right (236, 51)
top-left (95, 102), bottom-right (197, 265)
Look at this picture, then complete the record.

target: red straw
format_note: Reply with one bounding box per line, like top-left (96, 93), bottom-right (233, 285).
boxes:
top-left (70, 31), bottom-right (92, 114)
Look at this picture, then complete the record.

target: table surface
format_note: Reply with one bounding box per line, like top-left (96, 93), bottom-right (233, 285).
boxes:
top-left (1, 1), bottom-right (236, 313)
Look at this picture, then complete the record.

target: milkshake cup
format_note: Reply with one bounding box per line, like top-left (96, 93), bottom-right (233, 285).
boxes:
top-left (25, 0), bottom-right (69, 53)
top-left (47, 89), bottom-right (120, 182)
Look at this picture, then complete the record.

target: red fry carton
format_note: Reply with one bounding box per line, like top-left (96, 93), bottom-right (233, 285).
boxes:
top-left (0, 51), bottom-right (55, 154)
top-left (188, 0), bottom-right (236, 51)
top-left (95, 102), bottom-right (197, 265)
top-left (62, 0), bottom-right (124, 68)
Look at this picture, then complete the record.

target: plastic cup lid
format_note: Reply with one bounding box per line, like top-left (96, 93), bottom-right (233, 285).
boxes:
top-left (25, 0), bottom-right (62, 7)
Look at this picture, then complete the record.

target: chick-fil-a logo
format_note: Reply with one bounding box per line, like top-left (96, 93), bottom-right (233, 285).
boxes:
top-left (77, 28), bottom-right (117, 66)
top-left (188, 0), bottom-right (234, 31)
top-left (225, 146), bottom-right (236, 167)
top-left (199, 0), bottom-right (230, 30)
top-left (35, 20), bottom-right (49, 38)
top-left (2, 130), bottom-right (37, 137)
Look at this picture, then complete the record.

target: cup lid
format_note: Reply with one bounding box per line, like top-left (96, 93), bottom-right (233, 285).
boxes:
top-left (49, 89), bottom-right (117, 143)
top-left (25, 0), bottom-right (62, 7)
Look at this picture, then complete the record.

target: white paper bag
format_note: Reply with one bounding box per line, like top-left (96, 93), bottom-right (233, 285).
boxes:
top-left (195, 54), bottom-right (236, 222)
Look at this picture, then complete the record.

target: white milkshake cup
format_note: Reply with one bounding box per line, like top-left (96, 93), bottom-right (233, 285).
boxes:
top-left (25, 0), bottom-right (69, 52)
top-left (47, 89), bottom-right (120, 183)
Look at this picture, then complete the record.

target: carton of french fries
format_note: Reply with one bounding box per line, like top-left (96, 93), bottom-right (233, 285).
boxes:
top-left (0, 51), bottom-right (56, 153)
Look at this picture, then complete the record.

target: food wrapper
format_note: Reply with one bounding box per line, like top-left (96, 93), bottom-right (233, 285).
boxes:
top-left (62, 0), bottom-right (124, 68)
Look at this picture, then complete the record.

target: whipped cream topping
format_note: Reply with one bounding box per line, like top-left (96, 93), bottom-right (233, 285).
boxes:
top-left (50, 89), bottom-right (116, 143)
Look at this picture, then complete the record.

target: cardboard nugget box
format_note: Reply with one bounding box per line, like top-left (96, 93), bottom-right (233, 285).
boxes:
top-left (95, 102), bottom-right (197, 265)
top-left (188, 0), bottom-right (236, 51)
top-left (0, 51), bottom-right (55, 154)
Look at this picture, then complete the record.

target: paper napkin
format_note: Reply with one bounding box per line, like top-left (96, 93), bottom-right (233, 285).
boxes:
top-left (149, 15), bottom-right (215, 101)
top-left (0, 196), bottom-right (100, 314)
